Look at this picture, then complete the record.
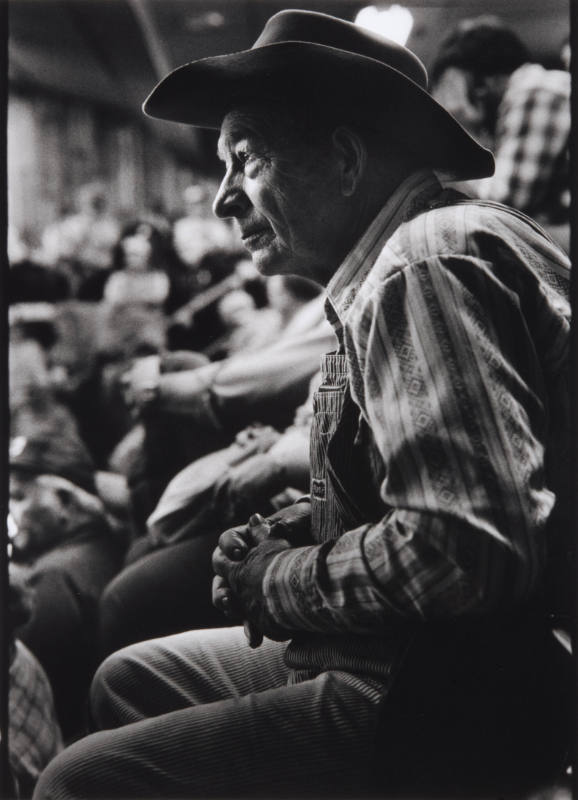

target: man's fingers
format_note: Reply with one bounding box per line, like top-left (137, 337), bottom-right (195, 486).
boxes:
top-left (247, 513), bottom-right (271, 544)
top-left (211, 574), bottom-right (228, 608)
top-left (217, 528), bottom-right (251, 560)
top-left (212, 547), bottom-right (231, 578)
top-left (212, 575), bottom-right (238, 617)
top-left (212, 532), bottom-right (250, 579)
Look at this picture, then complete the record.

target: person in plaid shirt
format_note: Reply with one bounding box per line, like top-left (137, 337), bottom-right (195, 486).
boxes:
top-left (34, 10), bottom-right (571, 799)
top-left (8, 565), bottom-right (62, 798)
top-left (431, 16), bottom-right (570, 251)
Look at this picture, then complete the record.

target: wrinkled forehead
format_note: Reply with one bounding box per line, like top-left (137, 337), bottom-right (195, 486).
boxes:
top-left (218, 106), bottom-right (279, 155)
top-left (217, 102), bottom-right (327, 160)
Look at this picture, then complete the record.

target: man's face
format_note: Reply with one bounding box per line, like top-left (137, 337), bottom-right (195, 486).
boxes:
top-left (213, 109), bottom-right (340, 280)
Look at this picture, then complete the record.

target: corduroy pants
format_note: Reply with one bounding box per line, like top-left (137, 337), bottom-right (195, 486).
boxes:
top-left (33, 626), bottom-right (386, 799)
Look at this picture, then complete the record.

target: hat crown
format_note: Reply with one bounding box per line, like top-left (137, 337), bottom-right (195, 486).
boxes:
top-left (253, 9), bottom-right (427, 89)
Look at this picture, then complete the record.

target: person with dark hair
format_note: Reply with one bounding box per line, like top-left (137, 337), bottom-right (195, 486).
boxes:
top-left (35, 10), bottom-right (570, 799)
top-left (105, 217), bottom-right (195, 314)
top-left (431, 15), bottom-right (570, 251)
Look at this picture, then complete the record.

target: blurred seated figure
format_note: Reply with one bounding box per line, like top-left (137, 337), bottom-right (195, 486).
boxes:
top-left (166, 251), bottom-right (262, 352)
top-left (41, 301), bottom-right (110, 465)
top-left (103, 222), bottom-right (171, 308)
top-left (431, 16), bottom-right (570, 252)
top-left (9, 310), bottom-right (82, 451)
top-left (8, 564), bottom-right (63, 799)
top-left (172, 182), bottom-right (239, 282)
top-left (23, 294), bottom-right (159, 469)
top-left (96, 219), bottom-right (175, 449)
top-left (39, 181), bottom-right (121, 299)
top-left (9, 433), bottom-right (126, 741)
top-left (103, 217), bottom-right (193, 315)
top-left (117, 295), bottom-right (335, 531)
top-left (206, 274), bottom-right (322, 359)
top-left (99, 374), bottom-right (317, 656)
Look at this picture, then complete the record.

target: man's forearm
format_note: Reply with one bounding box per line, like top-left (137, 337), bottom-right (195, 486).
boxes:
top-left (261, 510), bottom-right (538, 635)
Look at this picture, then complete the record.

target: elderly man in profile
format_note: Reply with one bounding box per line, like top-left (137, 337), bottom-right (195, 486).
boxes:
top-left (34, 10), bottom-right (571, 800)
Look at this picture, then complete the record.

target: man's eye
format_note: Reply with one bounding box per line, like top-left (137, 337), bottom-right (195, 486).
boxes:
top-left (235, 150), bottom-right (252, 166)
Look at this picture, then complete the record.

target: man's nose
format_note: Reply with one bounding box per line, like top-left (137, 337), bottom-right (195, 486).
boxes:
top-left (213, 174), bottom-right (249, 219)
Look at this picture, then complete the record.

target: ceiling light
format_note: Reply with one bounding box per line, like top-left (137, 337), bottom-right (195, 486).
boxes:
top-left (355, 5), bottom-right (414, 46)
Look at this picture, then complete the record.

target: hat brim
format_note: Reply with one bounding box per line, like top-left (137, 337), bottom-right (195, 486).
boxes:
top-left (144, 41), bottom-right (494, 182)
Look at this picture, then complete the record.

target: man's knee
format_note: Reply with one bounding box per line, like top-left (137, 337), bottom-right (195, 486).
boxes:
top-left (98, 571), bottom-right (139, 656)
top-left (33, 737), bottom-right (96, 800)
top-left (89, 644), bottom-right (139, 730)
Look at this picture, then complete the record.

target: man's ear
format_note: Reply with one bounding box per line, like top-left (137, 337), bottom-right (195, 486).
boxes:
top-left (332, 126), bottom-right (366, 197)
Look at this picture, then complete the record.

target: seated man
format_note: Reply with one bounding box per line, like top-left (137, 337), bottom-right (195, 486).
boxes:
top-left (35, 10), bottom-right (571, 799)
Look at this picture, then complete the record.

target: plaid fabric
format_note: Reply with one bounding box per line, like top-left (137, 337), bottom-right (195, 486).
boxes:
top-left (9, 639), bottom-right (62, 792)
top-left (477, 64), bottom-right (571, 221)
top-left (263, 170), bottom-right (570, 664)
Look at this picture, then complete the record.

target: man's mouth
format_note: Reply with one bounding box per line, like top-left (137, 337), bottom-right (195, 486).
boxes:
top-left (241, 227), bottom-right (271, 248)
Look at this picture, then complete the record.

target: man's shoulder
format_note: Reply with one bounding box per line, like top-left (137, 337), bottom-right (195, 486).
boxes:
top-left (377, 197), bottom-right (569, 275)
top-left (386, 196), bottom-right (501, 262)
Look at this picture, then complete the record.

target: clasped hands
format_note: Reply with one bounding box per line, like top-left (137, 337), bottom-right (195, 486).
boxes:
top-left (211, 502), bottom-right (311, 647)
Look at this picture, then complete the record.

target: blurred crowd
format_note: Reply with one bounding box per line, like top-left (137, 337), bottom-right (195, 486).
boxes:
top-left (8, 173), bottom-right (336, 794)
top-left (6, 13), bottom-right (571, 799)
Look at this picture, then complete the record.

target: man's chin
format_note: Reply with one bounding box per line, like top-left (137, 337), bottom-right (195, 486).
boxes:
top-left (249, 249), bottom-right (283, 277)
top-left (248, 248), bottom-right (301, 278)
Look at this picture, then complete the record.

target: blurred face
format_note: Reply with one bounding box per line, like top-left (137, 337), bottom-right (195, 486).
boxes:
top-left (9, 473), bottom-right (63, 559)
top-left (432, 67), bottom-right (493, 148)
top-left (213, 107), bottom-right (342, 281)
top-left (121, 225), bottom-right (153, 271)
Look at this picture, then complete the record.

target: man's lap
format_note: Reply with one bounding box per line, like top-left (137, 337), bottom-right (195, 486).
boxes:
top-left (34, 627), bottom-right (385, 798)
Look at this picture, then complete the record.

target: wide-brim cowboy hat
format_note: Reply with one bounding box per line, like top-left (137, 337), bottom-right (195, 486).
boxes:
top-left (144, 9), bottom-right (494, 181)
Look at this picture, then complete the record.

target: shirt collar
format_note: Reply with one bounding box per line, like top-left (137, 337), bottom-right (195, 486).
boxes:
top-left (325, 169), bottom-right (442, 331)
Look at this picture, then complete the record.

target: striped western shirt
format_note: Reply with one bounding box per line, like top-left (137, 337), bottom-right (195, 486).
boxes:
top-left (263, 169), bottom-right (570, 648)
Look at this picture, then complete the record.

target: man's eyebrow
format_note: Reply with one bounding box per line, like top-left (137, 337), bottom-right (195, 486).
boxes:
top-left (216, 129), bottom-right (246, 161)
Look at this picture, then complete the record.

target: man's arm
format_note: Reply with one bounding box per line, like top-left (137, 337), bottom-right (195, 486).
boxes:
top-left (223, 253), bottom-right (566, 639)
